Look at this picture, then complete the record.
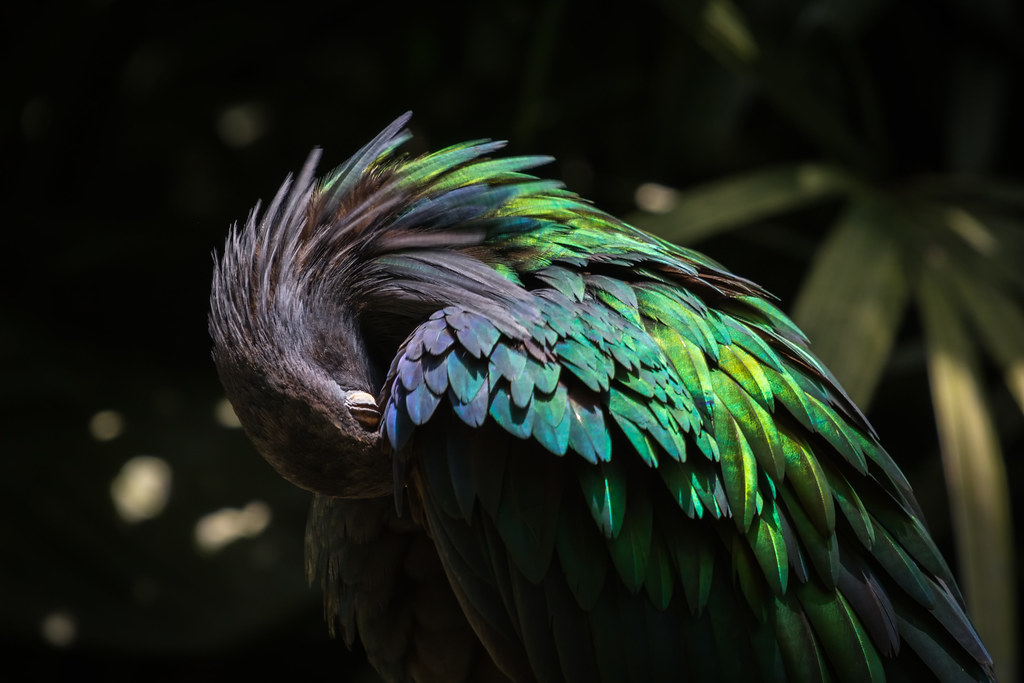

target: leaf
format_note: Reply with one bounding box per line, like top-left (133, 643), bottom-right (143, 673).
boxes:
top-left (791, 198), bottom-right (909, 408)
top-left (918, 266), bottom-right (1016, 677)
top-left (946, 52), bottom-right (1004, 174)
top-left (661, 0), bottom-right (879, 172)
top-left (949, 266), bottom-right (1024, 415)
top-left (632, 163), bottom-right (855, 246)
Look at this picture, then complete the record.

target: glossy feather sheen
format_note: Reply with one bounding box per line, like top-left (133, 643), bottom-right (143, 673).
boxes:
top-left (231, 114), bottom-right (995, 683)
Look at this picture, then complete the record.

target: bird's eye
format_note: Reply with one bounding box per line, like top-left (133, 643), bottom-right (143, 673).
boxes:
top-left (344, 390), bottom-right (380, 430)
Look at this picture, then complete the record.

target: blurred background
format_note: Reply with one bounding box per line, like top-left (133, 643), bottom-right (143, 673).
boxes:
top-left (3, 0), bottom-right (1022, 680)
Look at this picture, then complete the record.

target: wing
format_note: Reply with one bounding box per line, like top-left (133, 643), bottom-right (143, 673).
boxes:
top-left (289, 117), bottom-right (993, 682)
top-left (378, 240), bottom-right (995, 683)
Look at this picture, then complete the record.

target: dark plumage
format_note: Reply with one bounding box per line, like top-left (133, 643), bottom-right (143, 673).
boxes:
top-left (209, 113), bottom-right (996, 682)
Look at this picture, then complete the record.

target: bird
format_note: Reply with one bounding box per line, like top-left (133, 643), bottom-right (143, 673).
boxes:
top-left (209, 112), bottom-right (996, 683)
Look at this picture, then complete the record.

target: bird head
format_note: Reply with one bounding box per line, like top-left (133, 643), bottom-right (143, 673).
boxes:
top-left (209, 147), bottom-right (392, 499)
top-left (209, 112), bottom-right (549, 497)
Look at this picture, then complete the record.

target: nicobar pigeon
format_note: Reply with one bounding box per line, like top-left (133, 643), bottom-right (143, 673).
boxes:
top-left (209, 113), bottom-right (996, 683)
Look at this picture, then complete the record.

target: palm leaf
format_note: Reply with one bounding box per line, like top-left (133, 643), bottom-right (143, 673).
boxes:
top-left (790, 198), bottom-right (908, 408)
top-left (949, 254), bottom-right (1024, 415)
top-left (631, 164), bottom-right (856, 245)
top-left (917, 267), bottom-right (1016, 679)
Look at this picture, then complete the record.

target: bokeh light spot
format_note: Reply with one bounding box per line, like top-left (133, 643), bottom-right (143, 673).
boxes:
top-left (215, 397), bottom-right (242, 428)
top-left (195, 501), bottom-right (272, 552)
top-left (635, 182), bottom-right (678, 214)
top-left (89, 409), bottom-right (125, 441)
top-left (217, 103), bottom-right (269, 148)
top-left (110, 456), bottom-right (173, 523)
top-left (41, 611), bottom-right (76, 647)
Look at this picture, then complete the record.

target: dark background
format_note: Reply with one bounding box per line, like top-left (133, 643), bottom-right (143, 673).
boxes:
top-left (4, 0), bottom-right (1022, 680)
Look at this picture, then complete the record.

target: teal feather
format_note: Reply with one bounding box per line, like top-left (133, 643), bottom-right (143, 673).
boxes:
top-left (490, 342), bottom-right (528, 384)
top-left (617, 365), bottom-right (656, 399)
top-left (772, 595), bottom-right (831, 683)
top-left (397, 139), bottom-right (507, 185)
top-left (398, 351), bottom-right (423, 391)
top-left (421, 353), bottom-right (449, 394)
top-left (555, 337), bottom-right (614, 393)
top-left (531, 408), bottom-right (570, 456)
top-left (543, 574), bottom-right (602, 682)
top-left (449, 375), bottom-right (489, 427)
top-left (712, 370), bottom-right (786, 482)
top-left (777, 510), bottom-right (811, 585)
top-left (718, 344), bottom-right (776, 411)
top-left (530, 357), bottom-right (560, 394)
top-left (384, 386), bottom-right (415, 450)
top-left (509, 370), bottom-right (534, 409)
top-left (868, 518), bottom-right (937, 608)
top-left (577, 459), bottom-right (626, 538)
top-left (663, 514), bottom-right (714, 615)
top-left (644, 530), bottom-right (674, 610)
top-left (714, 392), bottom-right (759, 531)
top-left (489, 383), bottom-right (533, 440)
top-left (315, 112), bottom-right (412, 211)
top-left (531, 382), bottom-right (568, 428)
top-left (446, 425), bottom-right (478, 520)
top-left (780, 431), bottom-right (836, 538)
top-left (804, 395), bottom-right (868, 474)
top-left (647, 399), bottom-right (689, 462)
top-left (748, 497), bottom-right (789, 596)
top-left (607, 475), bottom-right (653, 593)
top-left (781, 486), bottom-right (840, 587)
top-left (796, 584), bottom-right (886, 683)
top-left (854, 431), bottom-right (914, 496)
top-left (494, 451), bottom-right (560, 584)
top-left (536, 265), bottom-right (586, 301)
top-left (608, 387), bottom-right (660, 463)
top-left (656, 458), bottom-right (703, 518)
top-left (447, 347), bottom-right (486, 405)
top-left (896, 612), bottom-right (983, 683)
top-left (732, 531), bottom-right (771, 621)
top-left (448, 309), bottom-right (501, 359)
top-left (420, 317), bottom-right (456, 356)
top-left (611, 410), bottom-right (660, 467)
top-left (405, 379), bottom-right (441, 425)
top-left (565, 393), bottom-right (612, 464)
top-left (762, 364), bottom-right (816, 432)
top-left (555, 485), bottom-right (609, 610)
top-left (730, 294), bottom-right (808, 345)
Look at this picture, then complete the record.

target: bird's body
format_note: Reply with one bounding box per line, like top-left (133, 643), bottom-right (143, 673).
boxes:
top-left (210, 114), bottom-right (995, 682)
